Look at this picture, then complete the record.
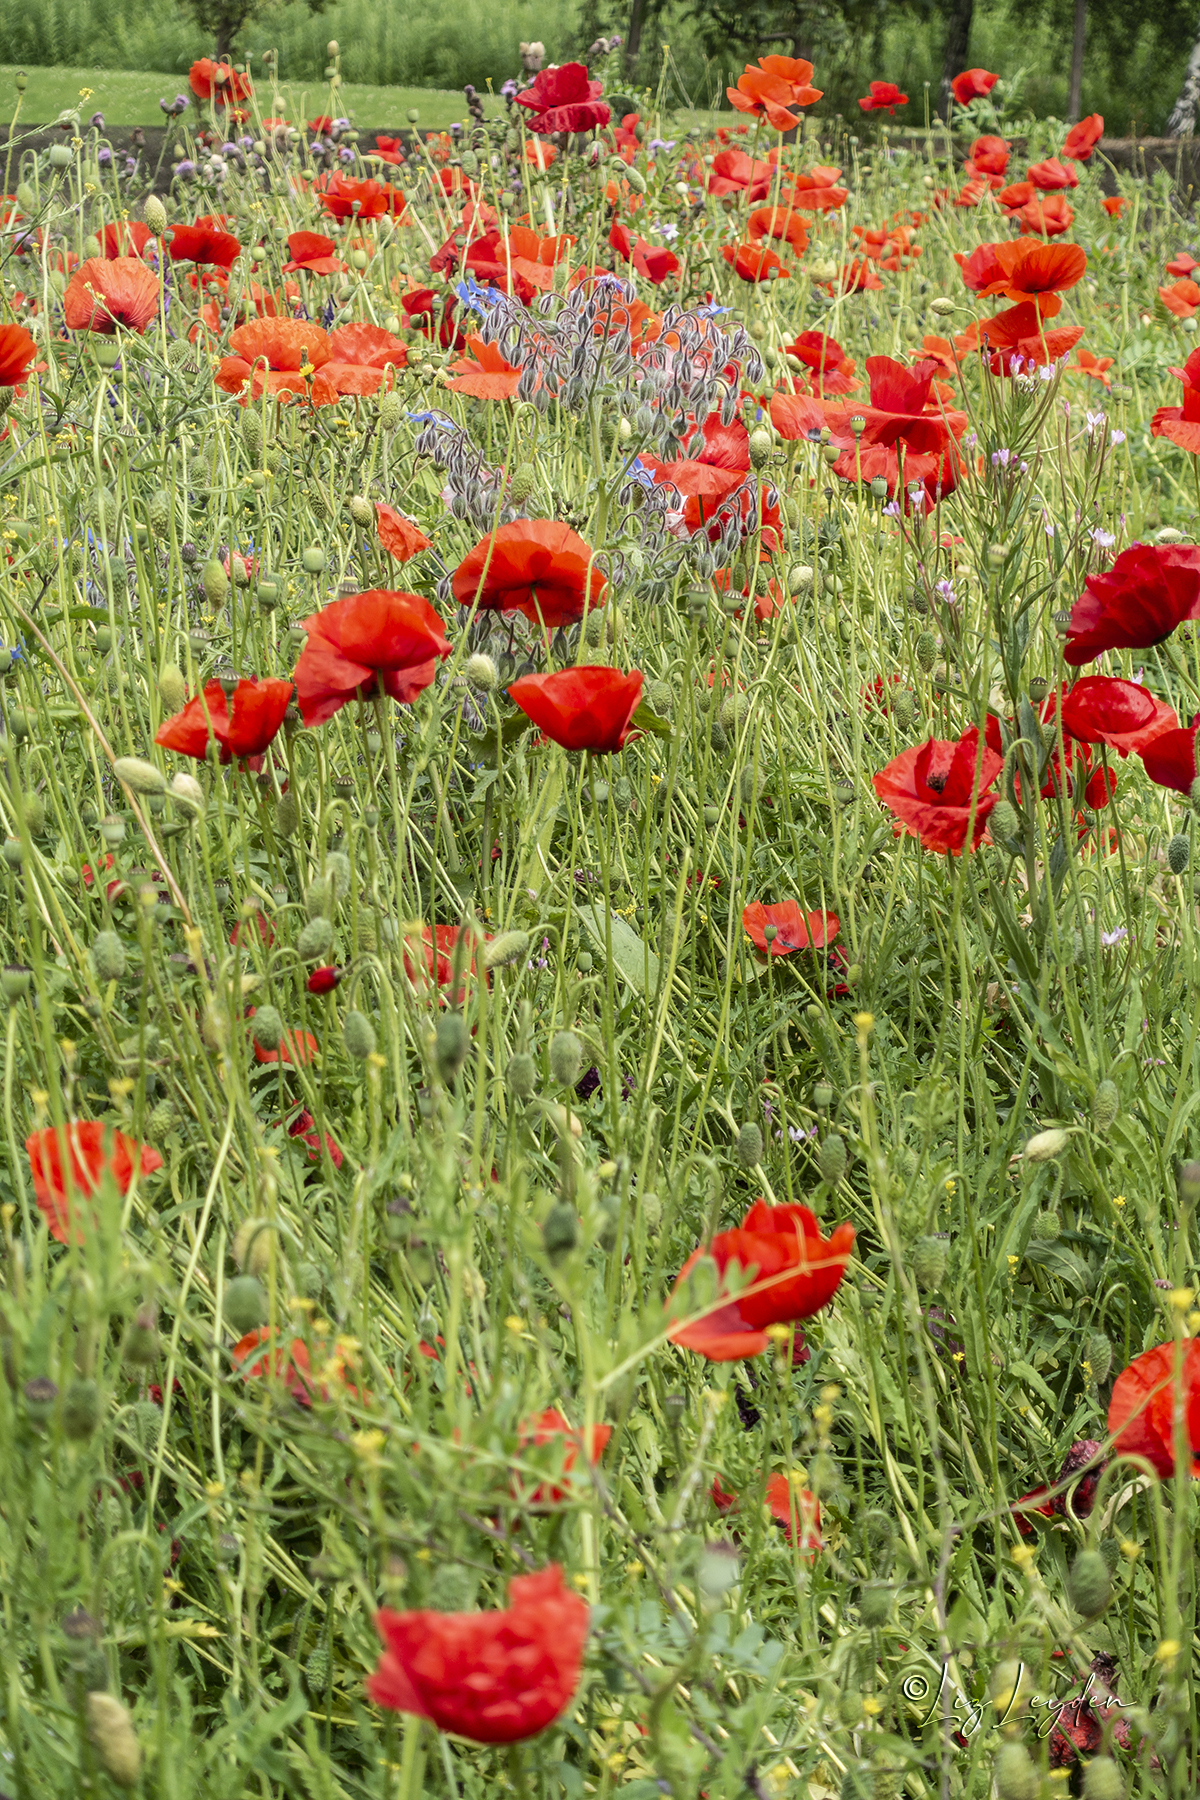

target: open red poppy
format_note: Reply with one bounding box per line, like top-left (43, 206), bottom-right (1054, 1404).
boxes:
top-left (1063, 113), bottom-right (1104, 161)
top-left (1019, 193), bottom-right (1075, 237)
top-left (514, 62), bottom-right (610, 134)
top-left (949, 68), bottom-right (998, 105)
top-left (741, 901), bottom-right (839, 956)
top-left (726, 56), bottom-right (821, 131)
top-left (1027, 157), bottom-right (1079, 192)
top-left (214, 317), bottom-right (334, 403)
top-left (375, 503), bottom-right (430, 563)
top-left (452, 520), bottom-right (606, 628)
top-left (1062, 542), bottom-right (1200, 665)
top-left (721, 242), bottom-right (790, 283)
top-left (783, 329), bottom-right (857, 395)
top-left (1057, 676), bottom-right (1178, 757)
top-left (0, 322), bottom-right (37, 387)
top-left (444, 335), bottom-right (521, 399)
top-left (1138, 717), bottom-right (1200, 796)
top-left (515, 1408), bottom-right (612, 1506)
top-left (968, 135), bottom-right (1010, 176)
top-left (788, 164), bottom-right (848, 211)
top-left (293, 589), bottom-right (450, 726)
top-left (315, 172), bottom-right (406, 222)
top-left (26, 1122), bottom-right (163, 1244)
top-left (1151, 347), bottom-right (1200, 453)
top-left (873, 729), bottom-right (1002, 854)
top-left (822, 355), bottom-right (967, 498)
top-left (156, 677), bottom-right (293, 768)
top-left (978, 301), bottom-right (1084, 374)
top-left (282, 231), bottom-right (347, 275)
top-left (62, 257), bottom-right (160, 333)
top-left (714, 1473), bottom-right (822, 1554)
top-left (669, 1200), bottom-right (855, 1360)
top-left (706, 148), bottom-right (774, 202)
top-left (168, 221), bottom-right (242, 268)
top-left (961, 237), bottom-right (1086, 314)
top-left (189, 58), bottom-right (253, 103)
top-left (508, 666), bottom-right (643, 754)
top-left (1109, 1340), bottom-right (1200, 1478)
top-left (859, 81), bottom-right (907, 113)
top-left (99, 220), bottom-right (152, 259)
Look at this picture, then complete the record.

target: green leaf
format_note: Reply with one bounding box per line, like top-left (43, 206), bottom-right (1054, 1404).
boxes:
top-left (576, 903), bottom-right (660, 995)
top-left (630, 701), bottom-right (672, 739)
top-left (469, 710), bottom-right (532, 758)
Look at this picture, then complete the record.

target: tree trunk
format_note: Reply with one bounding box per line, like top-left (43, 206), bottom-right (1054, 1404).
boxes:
top-left (1168, 19), bottom-right (1200, 135)
top-left (625, 0), bottom-right (647, 69)
top-left (1067, 0), bottom-right (1087, 123)
top-left (938, 0), bottom-right (975, 119)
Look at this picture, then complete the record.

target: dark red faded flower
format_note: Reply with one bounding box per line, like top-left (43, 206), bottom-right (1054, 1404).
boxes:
top-left (452, 520), bottom-right (605, 628)
top-left (1026, 157), bottom-right (1079, 192)
top-left (1151, 347), bottom-right (1200, 453)
top-left (0, 321), bottom-right (37, 387)
top-left (1062, 113), bottom-right (1104, 161)
top-left (375, 503), bottom-right (430, 563)
top-left (26, 1122), bottom-right (163, 1244)
top-left (823, 355), bottom-right (967, 499)
top-left (950, 68), bottom-right (998, 105)
top-left (293, 589), bottom-right (450, 727)
top-left (286, 1108), bottom-right (343, 1169)
top-left (669, 1200), bottom-right (855, 1360)
top-left (1139, 716), bottom-right (1200, 796)
top-left (167, 221), bottom-right (241, 267)
top-left (515, 1408), bottom-right (612, 1506)
top-left (367, 1566), bottom-right (588, 1743)
top-left (859, 80), bottom-right (907, 113)
top-left (515, 63), bottom-right (610, 135)
top-left (1058, 675), bottom-right (1178, 757)
top-left (1062, 542), bottom-right (1200, 665)
top-left (508, 666), bottom-right (643, 754)
top-left (1109, 1339), bottom-right (1200, 1478)
top-left (155, 677), bottom-right (293, 767)
top-left (63, 257), bottom-right (160, 333)
top-left (282, 231), bottom-right (347, 275)
top-left (741, 901), bottom-right (839, 956)
top-left (873, 730), bottom-right (1003, 854)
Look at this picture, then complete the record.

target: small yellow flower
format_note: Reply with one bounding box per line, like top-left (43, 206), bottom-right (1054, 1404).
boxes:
top-left (1112, 1194), bottom-right (1127, 1208)
top-left (765, 1323), bottom-right (791, 1343)
top-left (205, 1480), bottom-right (225, 1499)
top-left (1156, 1639), bottom-right (1181, 1664)
top-left (1120, 1539), bottom-right (1141, 1561)
top-left (1007, 1255), bottom-right (1019, 1270)
top-left (1011, 1544), bottom-right (1036, 1570)
top-left (79, 86), bottom-right (94, 100)
top-left (626, 1560), bottom-right (644, 1578)
top-left (505, 1315), bottom-right (525, 1333)
top-left (351, 1428), bottom-right (386, 1461)
top-left (1168, 1287), bottom-right (1195, 1311)
top-left (855, 1010), bottom-right (874, 1040)
top-left (861, 1697), bottom-right (884, 1718)
top-left (571, 1571), bottom-right (591, 1590)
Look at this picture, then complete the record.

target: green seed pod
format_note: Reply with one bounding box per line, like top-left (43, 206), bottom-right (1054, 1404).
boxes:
top-left (911, 1234), bottom-right (947, 1290)
top-left (224, 1275), bottom-right (267, 1336)
top-left (63, 1377), bottom-right (101, 1441)
top-left (276, 790), bottom-right (300, 837)
top-left (1067, 1548), bottom-right (1112, 1618)
top-left (294, 1260), bottom-right (323, 1300)
top-left (735, 1122), bottom-right (763, 1168)
top-left (378, 391), bottom-right (403, 432)
top-left (483, 930), bottom-right (530, 969)
top-left (143, 194), bottom-right (168, 237)
top-left (1031, 1209), bottom-right (1061, 1242)
top-left (343, 1009), bottom-right (376, 1061)
top-left (1168, 833), bottom-right (1191, 874)
top-left (160, 666), bottom-right (190, 720)
top-left (240, 408), bottom-right (263, 458)
top-left (507, 1051), bottom-right (537, 1099)
top-left (542, 1200), bottom-right (579, 1264)
top-left (201, 559), bottom-right (229, 608)
top-left (301, 545), bottom-right (326, 574)
top-left (596, 1193), bottom-right (622, 1252)
top-left (129, 1399), bottom-right (161, 1450)
top-left (304, 876), bottom-right (330, 920)
top-left (1190, 775), bottom-right (1200, 810)
top-left (858, 1582), bottom-right (892, 1627)
top-left (348, 493), bottom-right (373, 527)
top-left (304, 1642), bottom-right (331, 1693)
top-left (994, 1741), bottom-right (1038, 1800)
top-left (549, 1030), bottom-right (583, 1087)
top-left (1082, 1756), bottom-right (1125, 1800)
top-left (710, 720), bottom-right (728, 755)
top-left (22, 793), bottom-right (45, 835)
top-left (86, 1691), bottom-right (142, 1788)
top-left (324, 851), bottom-right (351, 900)
top-left (1084, 1329), bottom-right (1112, 1386)
top-left (435, 1012), bottom-right (469, 1082)
top-left (2, 964), bottom-right (31, 1001)
top-left (113, 756), bottom-right (166, 797)
top-left (839, 1690), bottom-right (865, 1726)
top-left (1091, 1080), bottom-right (1119, 1133)
top-left (251, 1005), bottom-right (283, 1052)
top-left (297, 916), bottom-right (334, 962)
top-left (869, 474), bottom-right (889, 499)
top-left (92, 930), bottom-right (126, 983)
top-left (122, 1306), bottom-right (158, 1366)
top-left (990, 798), bottom-right (1020, 844)
top-left (2, 838), bottom-right (22, 867)
top-left (509, 462), bottom-right (537, 504)
top-left (915, 630), bottom-right (937, 673)
top-left (647, 679), bottom-right (673, 718)
top-left (818, 1132), bottom-right (847, 1185)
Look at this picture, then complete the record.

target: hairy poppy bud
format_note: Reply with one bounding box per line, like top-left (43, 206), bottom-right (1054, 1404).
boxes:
top-left (542, 1199), bottom-right (579, 1263)
top-left (201, 558), bottom-right (229, 608)
top-left (929, 296), bottom-right (956, 317)
top-left (483, 930), bottom-right (530, 969)
top-left (911, 1234), bottom-right (947, 1290)
top-left (343, 1009), bottom-right (376, 1061)
top-left (698, 1539), bottom-right (739, 1602)
top-left (994, 1742), bottom-right (1038, 1800)
top-left (159, 665), bottom-right (188, 714)
top-left (347, 494), bottom-right (373, 527)
top-left (788, 563), bottom-right (814, 595)
top-left (224, 1274), bottom-right (267, 1335)
top-left (818, 1132), bottom-right (847, 1185)
top-left (748, 427), bottom-right (773, 469)
top-left (990, 799), bottom-right (1020, 845)
top-left (232, 1217), bottom-right (273, 1276)
top-left (1180, 1158), bottom-right (1200, 1205)
top-left (379, 391), bottom-right (403, 431)
top-left (63, 1377), bottom-right (101, 1441)
top-left (1091, 1079), bottom-right (1119, 1132)
top-left (276, 790), bottom-right (299, 837)
top-left (509, 462), bottom-right (537, 504)
top-left (251, 1005), bottom-right (283, 1051)
top-left (915, 630), bottom-right (937, 672)
top-left (1168, 833), bottom-right (1190, 873)
top-left (143, 194), bottom-right (168, 237)
top-left (2, 964), bottom-right (31, 1002)
top-left (1024, 1127), bottom-right (1068, 1162)
top-left (305, 1642), bottom-right (331, 1693)
top-left (1067, 1547), bottom-right (1112, 1618)
top-left (642, 680), bottom-right (671, 720)
top-left (858, 1582), bottom-right (892, 1627)
top-left (92, 930), bottom-right (126, 983)
top-left (1084, 1329), bottom-right (1112, 1386)
top-left (892, 689), bottom-right (916, 730)
top-left (507, 1051), bottom-right (537, 1099)
top-left (325, 851), bottom-right (351, 899)
top-left (114, 756), bottom-right (166, 796)
top-left (169, 771), bottom-right (205, 812)
top-left (1083, 1757), bottom-right (1125, 1800)
top-left (435, 1012), bottom-right (469, 1082)
top-left (735, 1122), bottom-right (763, 1168)
top-left (549, 1030), bottom-right (583, 1087)
top-left (123, 1305), bottom-right (158, 1366)
top-left (304, 877), bottom-right (330, 921)
top-left (1031, 1208), bottom-right (1060, 1241)
top-left (840, 1764), bottom-right (874, 1800)
top-left (1190, 775), bottom-right (1200, 810)
top-left (467, 652), bottom-right (498, 691)
top-left (86, 1691), bottom-right (142, 1788)
top-left (839, 1691), bottom-right (865, 1726)
top-left (297, 916), bottom-right (334, 962)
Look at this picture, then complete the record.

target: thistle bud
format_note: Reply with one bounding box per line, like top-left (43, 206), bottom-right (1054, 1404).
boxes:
top-left (1083, 1757), bottom-right (1125, 1800)
top-left (251, 1005), bottom-right (282, 1051)
top-left (159, 665), bottom-right (188, 713)
top-left (1024, 1127), bottom-right (1068, 1163)
top-left (507, 1051), bottom-right (537, 1099)
top-left (915, 630), bottom-right (937, 672)
top-left (466, 652), bottom-right (498, 691)
top-left (343, 1009), bottom-right (376, 1061)
top-left (549, 1030), bottom-right (583, 1087)
top-left (1084, 1329), bottom-right (1112, 1386)
top-left (435, 1012), bottom-right (469, 1082)
top-left (201, 558), bottom-right (229, 608)
top-left (86, 1691), bottom-right (142, 1788)
top-left (297, 916), bottom-right (334, 962)
top-left (347, 494), bottom-right (373, 527)
top-left (990, 799), bottom-right (1020, 845)
top-left (143, 194), bottom-right (168, 236)
top-left (113, 756), bottom-right (166, 797)
top-left (1067, 1547), bottom-right (1112, 1618)
top-left (911, 1234), bottom-right (947, 1290)
top-left (92, 930), bottom-right (126, 983)
top-left (483, 930), bottom-right (530, 969)
top-left (993, 1742), bottom-right (1038, 1800)
top-left (818, 1132), bottom-right (847, 1185)
top-left (1091, 1079), bottom-right (1119, 1132)
top-left (542, 1200), bottom-right (579, 1263)
top-left (224, 1274), bottom-right (267, 1335)
top-left (735, 1122), bottom-right (763, 1168)
top-left (1168, 833), bottom-right (1190, 873)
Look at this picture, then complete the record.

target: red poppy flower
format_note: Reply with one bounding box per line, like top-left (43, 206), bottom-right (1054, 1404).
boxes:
top-left (320, 320), bottom-right (408, 396)
top-left (1109, 1339), bottom-right (1200, 1478)
top-left (402, 924), bottom-right (488, 1006)
top-left (741, 901), bottom-right (839, 956)
top-left (1101, 196), bottom-right (1126, 218)
top-left (873, 729), bottom-right (1003, 854)
top-left (996, 180), bottom-right (1035, 215)
top-left (1062, 541), bottom-right (1200, 665)
top-left (1151, 347), bottom-right (1200, 453)
top-left (1019, 193), bottom-right (1075, 237)
top-left (250, 1013), bottom-right (319, 1066)
top-left (823, 355), bottom-right (967, 498)
top-left (1076, 347), bottom-right (1114, 385)
top-left (1058, 676), bottom-right (1178, 757)
top-left (745, 205), bottom-right (809, 256)
top-left (1167, 251), bottom-right (1199, 278)
top-left (1063, 113), bottom-right (1104, 161)
top-left (315, 172), bottom-right (406, 222)
top-left (515, 1408), bottom-right (612, 1505)
top-left (168, 221), bottom-right (241, 268)
top-left (789, 163), bottom-right (848, 211)
top-left (375, 503), bottom-right (430, 563)
top-left (1012, 1485), bottom-right (1057, 1536)
top-left (639, 414), bottom-right (751, 517)
top-left (286, 1109), bottom-right (344, 1169)
top-left (155, 677), bottom-right (293, 767)
top-left (281, 231), bottom-right (347, 275)
top-left (0, 321), bottom-right (37, 387)
top-left (978, 301), bottom-right (1084, 374)
top-left (959, 237), bottom-right (1086, 314)
top-left (706, 148), bottom-right (774, 201)
top-left (367, 1565), bottom-right (588, 1743)
top-left (1084, 765), bottom-right (1117, 809)
top-left (214, 317), bottom-right (334, 404)
top-left (1138, 717), bottom-right (1200, 795)
top-left (721, 242), bottom-right (790, 283)
top-left (782, 329), bottom-right (857, 396)
top-left (293, 589), bottom-right (451, 727)
top-left (508, 666), bottom-right (643, 754)
top-left (1027, 157), bottom-right (1079, 192)
top-left (859, 80), bottom-right (908, 113)
top-left (765, 1474), bottom-right (822, 1551)
top-left (950, 68), bottom-right (998, 105)
top-left (525, 138), bottom-right (558, 170)
top-left (669, 1200), bottom-right (855, 1360)
top-left (710, 565), bottom-right (791, 622)
top-left (838, 258), bottom-right (885, 293)
top-left (444, 335), bottom-right (521, 399)
top-left (232, 1326), bottom-right (365, 1403)
top-left (969, 135), bottom-right (1010, 176)
top-left (374, 134), bottom-right (404, 164)
top-left (308, 115), bottom-right (334, 134)
top-left (515, 62), bottom-right (611, 134)
top-left (230, 911), bottom-right (275, 950)
top-left (62, 257), bottom-right (160, 333)
top-left (452, 520), bottom-right (605, 628)
top-left (1158, 279), bottom-right (1200, 320)
top-left (26, 1122), bottom-right (163, 1244)
top-left (98, 220), bottom-right (152, 259)
top-left (726, 56), bottom-right (822, 132)
top-left (608, 221), bottom-right (679, 284)
top-left (188, 58), bottom-right (252, 103)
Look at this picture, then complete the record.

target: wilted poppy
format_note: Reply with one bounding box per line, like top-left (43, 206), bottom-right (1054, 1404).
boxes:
top-left (822, 355), bottom-right (967, 498)
top-left (167, 220), bottom-right (241, 267)
top-left (741, 901), bottom-right (839, 956)
top-left (1062, 542), bottom-right (1200, 665)
top-left (508, 666), bottom-right (643, 754)
top-left (214, 317), bottom-right (334, 404)
top-left (873, 729), bottom-right (1003, 854)
top-left (62, 257), bottom-right (160, 333)
top-left (0, 321), bottom-right (37, 387)
top-left (444, 335), bottom-right (521, 399)
top-left (293, 589), bottom-right (450, 727)
top-left (669, 1200), bottom-right (855, 1360)
top-left (859, 80), bottom-right (907, 113)
top-left (1058, 676), bottom-right (1178, 757)
top-left (282, 231), bottom-right (347, 275)
top-left (375, 503), bottom-right (430, 563)
top-left (1151, 347), bottom-right (1200, 453)
top-left (515, 62), bottom-right (610, 134)
top-left (727, 56), bottom-right (821, 132)
top-left (1063, 113), bottom-right (1104, 161)
top-left (1027, 157), bottom-right (1079, 192)
top-left (1109, 1339), bottom-right (1200, 1478)
top-left (452, 520), bottom-right (606, 628)
top-left (26, 1122), bottom-right (163, 1244)
top-left (950, 68), bottom-right (998, 105)
top-left (156, 676), bottom-right (293, 768)
top-left (188, 58), bottom-right (252, 104)
top-left (515, 1408), bottom-right (612, 1505)
top-left (368, 1565), bottom-right (588, 1743)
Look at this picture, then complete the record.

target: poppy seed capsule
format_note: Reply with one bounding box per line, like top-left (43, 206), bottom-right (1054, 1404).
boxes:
top-left (343, 1009), bottom-right (376, 1061)
top-left (994, 1742), bottom-right (1038, 1800)
top-left (892, 689), bottom-right (916, 730)
top-left (297, 916), bottom-right (334, 962)
top-left (1084, 1329), bottom-right (1113, 1386)
top-left (159, 665), bottom-right (188, 714)
top-left (736, 1122), bottom-right (763, 1168)
top-left (550, 1030), bottom-right (583, 1086)
top-left (224, 1275), bottom-right (267, 1335)
top-left (93, 930), bottom-right (126, 983)
top-left (870, 475), bottom-right (888, 499)
top-left (1083, 1756), bottom-right (1125, 1800)
top-left (252, 1004), bottom-right (283, 1051)
top-left (1091, 1079), bottom-right (1119, 1132)
top-left (542, 1199), bottom-right (579, 1263)
top-left (818, 1132), bottom-right (847, 1185)
top-left (911, 1234), bottom-right (947, 1290)
top-left (435, 1012), bottom-right (469, 1082)
top-left (86, 1691), bottom-right (141, 1788)
top-left (507, 1051), bottom-right (537, 1099)
top-left (347, 494), bottom-right (373, 527)
top-left (1168, 833), bottom-right (1191, 873)
top-left (1067, 1548), bottom-right (1112, 1618)
top-left (915, 630), bottom-right (937, 672)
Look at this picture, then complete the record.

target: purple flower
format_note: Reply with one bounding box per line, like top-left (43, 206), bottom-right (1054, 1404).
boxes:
top-left (1101, 926), bottom-right (1128, 947)
top-left (1090, 526), bottom-right (1116, 548)
top-left (90, 111), bottom-right (105, 129)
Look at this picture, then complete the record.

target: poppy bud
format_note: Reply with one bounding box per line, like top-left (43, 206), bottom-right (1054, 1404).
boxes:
top-left (1082, 1758), bottom-right (1124, 1800)
top-left (159, 663), bottom-right (188, 713)
top-left (201, 559), bottom-right (229, 608)
top-left (697, 1540), bottom-right (739, 1603)
top-left (483, 931), bottom-right (530, 969)
top-left (86, 1691), bottom-right (142, 1788)
top-left (550, 1030), bottom-right (583, 1087)
top-left (143, 194), bottom-right (168, 236)
top-left (647, 679), bottom-right (673, 717)
top-left (788, 564), bottom-right (814, 594)
top-left (63, 1377), bottom-right (101, 1441)
top-left (929, 296), bottom-right (956, 316)
top-left (596, 1193), bottom-right (622, 1251)
top-left (276, 790), bottom-right (299, 837)
top-left (735, 1122), bottom-right (763, 1168)
top-left (858, 1582), bottom-right (892, 1627)
top-left (840, 1764), bottom-right (874, 1800)
top-left (379, 391), bottom-right (404, 432)
top-left (347, 494), bottom-right (373, 528)
top-left (1084, 1329), bottom-right (1112, 1385)
top-left (507, 1051), bottom-right (537, 1099)
top-left (869, 475), bottom-right (888, 499)
top-left (911, 1234), bottom-right (947, 1290)
top-left (892, 689), bottom-right (916, 730)
top-left (24, 1375), bottom-right (57, 1422)
top-left (719, 692), bottom-right (749, 732)
top-left (252, 1005), bottom-right (283, 1052)
top-left (93, 930), bottom-right (126, 983)
top-left (1188, 775), bottom-right (1200, 810)
top-left (297, 916), bottom-right (334, 962)
top-left (305, 1642), bottom-right (331, 1694)
top-left (1067, 1547), bottom-right (1111, 1618)
top-left (1024, 1128), bottom-right (1068, 1162)
top-left (307, 965), bottom-right (341, 995)
top-left (1031, 1208), bottom-right (1060, 1241)
top-left (224, 1274), bottom-right (267, 1335)
top-left (435, 1012), bottom-right (469, 1082)
top-left (1179, 1158), bottom-right (1200, 1205)
top-left (467, 652), bottom-right (498, 691)
top-left (1168, 833), bottom-right (1190, 873)
top-left (2, 964), bottom-right (31, 1002)
top-left (748, 427), bottom-right (773, 469)
top-left (114, 756), bottom-right (166, 797)
top-left (542, 1199), bottom-right (579, 1263)
top-left (170, 771), bottom-right (205, 812)
top-left (994, 1742), bottom-right (1038, 1800)
top-left (818, 1132), bottom-right (847, 1185)
top-left (915, 630), bottom-right (936, 672)
top-left (990, 799), bottom-right (1020, 845)
top-left (838, 1691), bottom-right (865, 1726)
top-left (509, 462), bottom-right (537, 504)
top-left (123, 1305), bottom-right (158, 1366)
top-left (343, 1009), bottom-right (376, 1061)
top-left (1091, 1080), bottom-right (1118, 1133)
top-left (232, 1217), bottom-right (273, 1276)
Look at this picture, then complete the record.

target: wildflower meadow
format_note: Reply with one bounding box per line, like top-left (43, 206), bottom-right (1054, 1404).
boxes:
top-left (3, 32), bottom-right (1200, 1800)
